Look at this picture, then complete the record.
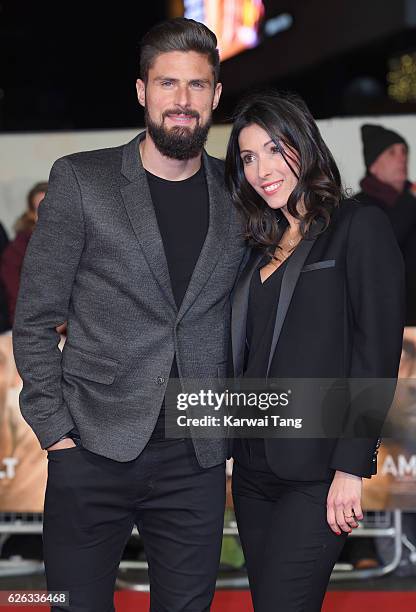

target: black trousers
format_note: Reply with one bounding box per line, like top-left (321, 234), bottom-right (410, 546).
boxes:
top-left (232, 440), bottom-right (347, 612)
top-left (43, 438), bottom-right (225, 612)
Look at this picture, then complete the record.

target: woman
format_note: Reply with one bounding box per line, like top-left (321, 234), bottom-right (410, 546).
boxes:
top-left (225, 91), bottom-right (404, 610)
top-left (0, 181), bottom-right (47, 324)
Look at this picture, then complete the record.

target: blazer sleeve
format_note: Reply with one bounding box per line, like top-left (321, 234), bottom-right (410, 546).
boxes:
top-left (13, 157), bottom-right (85, 448)
top-left (330, 205), bottom-right (405, 478)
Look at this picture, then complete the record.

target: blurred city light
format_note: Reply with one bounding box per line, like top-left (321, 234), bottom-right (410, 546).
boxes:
top-left (184, 0), bottom-right (265, 60)
top-left (388, 52), bottom-right (416, 103)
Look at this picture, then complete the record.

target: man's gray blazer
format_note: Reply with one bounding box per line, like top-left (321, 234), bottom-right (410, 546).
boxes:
top-left (13, 132), bottom-right (246, 467)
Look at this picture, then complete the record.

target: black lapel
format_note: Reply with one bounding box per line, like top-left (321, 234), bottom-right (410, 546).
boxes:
top-left (119, 132), bottom-right (177, 313)
top-left (266, 221), bottom-right (324, 378)
top-left (176, 151), bottom-right (230, 324)
top-left (231, 249), bottom-right (264, 377)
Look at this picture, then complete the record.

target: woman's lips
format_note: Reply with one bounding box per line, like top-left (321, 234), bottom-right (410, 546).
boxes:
top-left (261, 180), bottom-right (283, 195)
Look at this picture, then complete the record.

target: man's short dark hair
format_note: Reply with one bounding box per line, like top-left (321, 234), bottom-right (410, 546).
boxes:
top-left (140, 18), bottom-right (220, 85)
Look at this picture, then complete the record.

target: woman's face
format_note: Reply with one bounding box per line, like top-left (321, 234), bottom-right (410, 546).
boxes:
top-left (238, 123), bottom-right (299, 211)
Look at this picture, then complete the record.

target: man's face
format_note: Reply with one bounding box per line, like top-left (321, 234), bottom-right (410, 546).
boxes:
top-left (370, 143), bottom-right (408, 191)
top-left (136, 51), bottom-right (222, 160)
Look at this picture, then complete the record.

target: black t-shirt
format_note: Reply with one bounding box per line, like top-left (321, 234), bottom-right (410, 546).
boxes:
top-left (146, 166), bottom-right (209, 309)
top-left (146, 165), bottom-right (209, 438)
top-left (238, 255), bottom-right (288, 469)
top-left (244, 255), bottom-right (288, 379)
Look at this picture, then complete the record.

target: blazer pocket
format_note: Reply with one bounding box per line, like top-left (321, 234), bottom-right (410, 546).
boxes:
top-left (62, 345), bottom-right (119, 385)
top-left (301, 259), bottom-right (336, 273)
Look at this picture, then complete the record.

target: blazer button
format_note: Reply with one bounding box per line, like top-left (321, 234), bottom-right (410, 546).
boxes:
top-left (156, 376), bottom-right (166, 385)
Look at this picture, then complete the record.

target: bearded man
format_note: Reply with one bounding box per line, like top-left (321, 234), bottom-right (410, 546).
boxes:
top-left (13, 18), bottom-right (245, 612)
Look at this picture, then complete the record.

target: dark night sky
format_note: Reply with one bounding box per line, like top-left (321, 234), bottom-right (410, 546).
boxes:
top-left (1, 1), bottom-right (415, 132)
top-left (0, 2), bottom-right (168, 130)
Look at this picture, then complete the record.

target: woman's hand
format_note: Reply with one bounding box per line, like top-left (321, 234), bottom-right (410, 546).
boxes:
top-left (326, 470), bottom-right (363, 535)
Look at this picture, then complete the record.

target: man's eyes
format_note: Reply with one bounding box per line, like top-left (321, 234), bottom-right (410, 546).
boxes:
top-left (159, 81), bottom-right (206, 88)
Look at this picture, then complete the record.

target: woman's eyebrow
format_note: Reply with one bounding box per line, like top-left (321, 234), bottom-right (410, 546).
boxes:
top-left (240, 140), bottom-right (275, 154)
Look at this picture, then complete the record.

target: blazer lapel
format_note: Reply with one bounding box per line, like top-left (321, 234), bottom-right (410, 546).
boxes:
top-left (176, 151), bottom-right (230, 324)
top-left (120, 132), bottom-right (177, 313)
top-left (231, 249), bottom-right (264, 377)
top-left (266, 221), bottom-right (324, 378)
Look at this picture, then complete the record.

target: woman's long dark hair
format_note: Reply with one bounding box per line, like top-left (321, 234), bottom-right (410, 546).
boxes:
top-left (225, 90), bottom-right (344, 250)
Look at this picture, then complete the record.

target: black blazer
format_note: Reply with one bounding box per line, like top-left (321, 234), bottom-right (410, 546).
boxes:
top-left (231, 200), bottom-right (405, 481)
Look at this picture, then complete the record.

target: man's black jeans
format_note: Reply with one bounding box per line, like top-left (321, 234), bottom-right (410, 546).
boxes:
top-left (43, 438), bottom-right (225, 612)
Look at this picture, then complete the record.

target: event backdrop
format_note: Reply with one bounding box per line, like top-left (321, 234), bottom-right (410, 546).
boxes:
top-left (0, 332), bottom-right (47, 512)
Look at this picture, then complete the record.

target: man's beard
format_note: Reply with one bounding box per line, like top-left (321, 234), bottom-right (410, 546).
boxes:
top-left (145, 107), bottom-right (212, 160)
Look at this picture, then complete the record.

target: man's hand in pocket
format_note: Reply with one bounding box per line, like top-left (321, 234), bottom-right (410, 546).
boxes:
top-left (47, 437), bottom-right (76, 451)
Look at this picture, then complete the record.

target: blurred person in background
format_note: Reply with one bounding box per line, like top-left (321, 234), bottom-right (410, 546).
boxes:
top-left (0, 223), bottom-right (9, 254)
top-left (0, 182), bottom-right (47, 325)
top-left (351, 124), bottom-right (416, 570)
top-left (355, 125), bottom-right (416, 324)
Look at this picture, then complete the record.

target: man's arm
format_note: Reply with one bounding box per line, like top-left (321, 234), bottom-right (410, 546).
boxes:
top-left (13, 157), bottom-right (85, 449)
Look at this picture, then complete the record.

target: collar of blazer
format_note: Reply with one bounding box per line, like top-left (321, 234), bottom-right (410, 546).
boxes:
top-left (119, 131), bottom-right (230, 323)
top-left (231, 217), bottom-right (325, 378)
